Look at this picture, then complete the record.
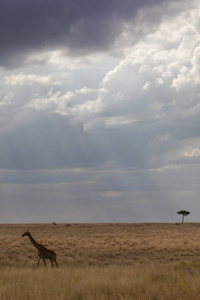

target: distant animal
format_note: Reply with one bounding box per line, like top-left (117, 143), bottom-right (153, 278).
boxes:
top-left (22, 231), bottom-right (59, 267)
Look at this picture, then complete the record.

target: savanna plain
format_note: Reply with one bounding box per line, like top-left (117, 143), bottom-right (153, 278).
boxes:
top-left (1, 223), bottom-right (200, 299)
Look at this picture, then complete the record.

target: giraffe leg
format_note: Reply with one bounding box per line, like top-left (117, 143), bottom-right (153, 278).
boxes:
top-left (38, 256), bottom-right (41, 266)
top-left (50, 259), bottom-right (54, 268)
top-left (42, 258), bottom-right (47, 267)
top-left (54, 260), bottom-right (59, 267)
top-left (53, 254), bottom-right (59, 267)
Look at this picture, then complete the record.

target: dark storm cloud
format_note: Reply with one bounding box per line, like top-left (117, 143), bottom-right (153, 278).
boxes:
top-left (0, 0), bottom-right (171, 67)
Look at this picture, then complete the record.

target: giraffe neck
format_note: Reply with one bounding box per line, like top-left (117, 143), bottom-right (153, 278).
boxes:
top-left (28, 234), bottom-right (42, 250)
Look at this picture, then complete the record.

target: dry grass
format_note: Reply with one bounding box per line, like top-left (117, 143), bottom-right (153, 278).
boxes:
top-left (1, 222), bottom-right (200, 267)
top-left (1, 263), bottom-right (200, 300)
top-left (1, 223), bottom-right (200, 299)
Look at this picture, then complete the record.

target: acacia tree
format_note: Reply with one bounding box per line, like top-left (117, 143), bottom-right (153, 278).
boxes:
top-left (177, 210), bottom-right (190, 224)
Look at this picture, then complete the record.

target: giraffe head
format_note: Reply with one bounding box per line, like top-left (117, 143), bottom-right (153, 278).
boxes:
top-left (22, 230), bottom-right (31, 237)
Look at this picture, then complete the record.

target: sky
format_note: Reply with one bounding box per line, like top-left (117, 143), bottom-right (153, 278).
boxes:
top-left (0, 0), bottom-right (200, 223)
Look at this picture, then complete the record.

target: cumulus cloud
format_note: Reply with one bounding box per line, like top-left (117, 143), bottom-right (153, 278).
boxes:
top-left (185, 148), bottom-right (200, 157)
top-left (5, 73), bottom-right (58, 86)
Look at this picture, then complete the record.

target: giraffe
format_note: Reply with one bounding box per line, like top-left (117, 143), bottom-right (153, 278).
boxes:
top-left (22, 231), bottom-right (59, 267)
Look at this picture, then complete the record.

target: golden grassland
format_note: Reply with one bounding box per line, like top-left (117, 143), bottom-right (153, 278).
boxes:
top-left (1, 223), bottom-right (200, 299)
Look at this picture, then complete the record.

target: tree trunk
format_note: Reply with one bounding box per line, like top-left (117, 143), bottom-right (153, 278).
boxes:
top-left (182, 214), bottom-right (184, 224)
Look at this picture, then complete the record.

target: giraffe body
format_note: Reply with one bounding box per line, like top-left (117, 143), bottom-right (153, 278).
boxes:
top-left (22, 231), bottom-right (59, 267)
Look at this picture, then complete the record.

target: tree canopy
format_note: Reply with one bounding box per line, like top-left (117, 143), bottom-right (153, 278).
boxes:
top-left (177, 210), bottom-right (190, 223)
